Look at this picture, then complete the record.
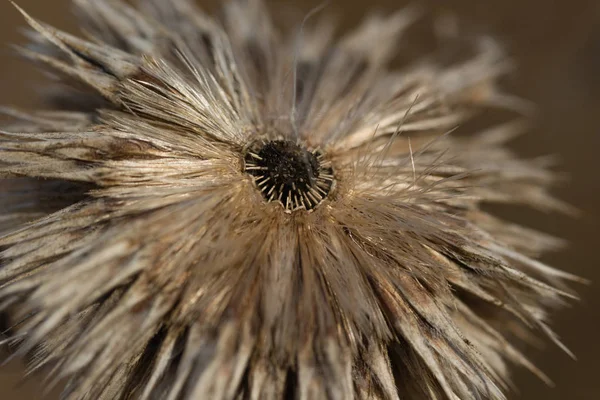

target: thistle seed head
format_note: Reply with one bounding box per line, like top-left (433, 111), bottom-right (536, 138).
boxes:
top-left (0, 1), bottom-right (582, 399)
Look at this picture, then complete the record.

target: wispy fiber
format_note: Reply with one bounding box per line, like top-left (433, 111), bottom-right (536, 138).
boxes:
top-left (0, 1), bottom-right (581, 399)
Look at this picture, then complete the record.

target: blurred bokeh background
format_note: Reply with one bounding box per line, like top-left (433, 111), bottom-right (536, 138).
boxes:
top-left (1, 0), bottom-right (598, 399)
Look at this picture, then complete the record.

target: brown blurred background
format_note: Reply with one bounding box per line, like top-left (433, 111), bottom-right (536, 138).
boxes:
top-left (1, 0), bottom-right (599, 399)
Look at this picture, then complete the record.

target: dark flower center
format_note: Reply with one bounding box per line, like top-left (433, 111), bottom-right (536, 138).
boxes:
top-left (244, 140), bottom-right (334, 212)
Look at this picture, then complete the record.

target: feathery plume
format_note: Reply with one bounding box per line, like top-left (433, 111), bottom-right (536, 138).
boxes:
top-left (0, 1), bottom-right (581, 399)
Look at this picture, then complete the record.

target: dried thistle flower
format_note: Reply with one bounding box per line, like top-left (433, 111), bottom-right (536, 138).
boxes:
top-left (0, 0), bottom-right (582, 399)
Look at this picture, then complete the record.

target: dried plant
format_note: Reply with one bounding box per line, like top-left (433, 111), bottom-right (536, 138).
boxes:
top-left (0, 0), bottom-right (581, 399)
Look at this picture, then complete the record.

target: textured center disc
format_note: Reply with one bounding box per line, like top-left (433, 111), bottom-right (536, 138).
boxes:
top-left (244, 140), bottom-right (334, 211)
